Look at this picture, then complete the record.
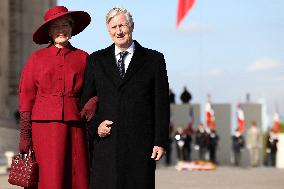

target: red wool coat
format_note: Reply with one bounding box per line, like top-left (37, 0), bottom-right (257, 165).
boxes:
top-left (18, 43), bottom-right (88, 121)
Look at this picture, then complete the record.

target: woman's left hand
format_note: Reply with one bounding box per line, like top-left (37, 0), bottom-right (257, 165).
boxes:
top-left (80, 96), bottom-right (98, 121)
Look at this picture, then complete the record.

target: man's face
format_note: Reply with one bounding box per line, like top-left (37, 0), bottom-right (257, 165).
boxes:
top-left (49, 16), bottom-right (72, 46)
top-left (107, 14), bottom-right (133, 50)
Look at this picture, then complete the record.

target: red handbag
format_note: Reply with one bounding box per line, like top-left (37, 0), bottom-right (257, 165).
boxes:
top-left (8, 151), bottom-right (39, 188)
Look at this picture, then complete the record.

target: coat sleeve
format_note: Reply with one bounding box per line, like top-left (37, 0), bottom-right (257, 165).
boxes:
top-left (18, 54), bottom-right (37, 112)
top-left (80, 54), bottom-right (102, 140)
top-left (80, 55), bottom-right (97, 109)
top-left (153, 53), bottom-right (170, 150)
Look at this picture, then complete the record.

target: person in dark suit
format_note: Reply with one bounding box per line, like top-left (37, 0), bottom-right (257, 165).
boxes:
top-left (180, 86), bottom-right (192, 103)
top-left (165, 122), bottom-right (174, 166)
top-left (208, 128), bottom-right (219, 163)
top-left (232, 129), bottom-right (245, 166)
top-left (266, 128), bottom-right (279, 166)
top-left (169, 89), bottom-right (176, 104)
top-left (80, 7), bottom-right (170, 189)
top-left (195, 123), bottom-right (208, 161)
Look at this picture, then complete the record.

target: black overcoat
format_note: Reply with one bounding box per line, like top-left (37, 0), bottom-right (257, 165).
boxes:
top-left (80, 41), bottom-right (170, 189)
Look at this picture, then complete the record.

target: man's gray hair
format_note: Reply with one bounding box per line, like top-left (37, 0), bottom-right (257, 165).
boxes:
top-left (106, 7), bottom-right (134, 26)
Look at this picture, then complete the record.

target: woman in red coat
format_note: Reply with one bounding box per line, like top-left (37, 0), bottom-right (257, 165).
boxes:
top-left (18, 6), bottom-right (96, 189)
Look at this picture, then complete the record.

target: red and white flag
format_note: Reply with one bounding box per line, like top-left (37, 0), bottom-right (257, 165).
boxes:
top-left (237, 104), bottom-right (245, 133)
top-left (205, 95), bottom-right (215, 129)
top-left (273, 110), bottom-right (280, 133)
top-left (176, 0), bottom-right (196, 27)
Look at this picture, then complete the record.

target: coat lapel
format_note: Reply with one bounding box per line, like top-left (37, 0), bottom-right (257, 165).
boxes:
top-left (99, 41), bottom-right (146, 88)
top-left (122, 41), bottom-right (146, 85)
top-left (99, 44), bottom-right (122, 87)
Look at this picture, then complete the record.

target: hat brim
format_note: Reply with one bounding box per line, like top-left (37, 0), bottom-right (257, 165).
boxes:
top-left (33, 11), bottom-right (91, 44)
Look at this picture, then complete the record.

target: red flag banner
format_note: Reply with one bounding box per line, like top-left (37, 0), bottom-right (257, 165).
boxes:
top-left (237, 104), bottom-right (245, 133)
top-left (273, 111), bottom-right (280, 132)
top-left (176, 0), bottom-right (196, 27)
top-left (205, 99), bottom-right (215, 129)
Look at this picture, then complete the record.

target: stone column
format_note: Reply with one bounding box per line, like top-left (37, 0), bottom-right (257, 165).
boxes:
top-left (0, 0), bottom-right (56, 121)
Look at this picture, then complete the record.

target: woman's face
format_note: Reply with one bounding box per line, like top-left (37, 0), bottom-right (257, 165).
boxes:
top-left (48, 16), bottom-right (72, 47)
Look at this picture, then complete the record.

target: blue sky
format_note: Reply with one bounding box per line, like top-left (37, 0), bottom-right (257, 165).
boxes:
top-left (58, 0), bottom-right (284, 119)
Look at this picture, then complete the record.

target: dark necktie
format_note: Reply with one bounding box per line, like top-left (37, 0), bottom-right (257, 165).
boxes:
top-left (117, 51), bottom-right (128, 78)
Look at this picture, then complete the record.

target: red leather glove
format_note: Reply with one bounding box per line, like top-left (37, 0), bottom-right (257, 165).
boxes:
top-left (19, 111), bottom-right (32, 154)
top-left (80, 96), bottom-right (98, 122)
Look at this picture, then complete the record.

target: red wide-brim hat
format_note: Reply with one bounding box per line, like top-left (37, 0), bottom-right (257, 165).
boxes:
top-left (33, 6), bottom-right (91, 44)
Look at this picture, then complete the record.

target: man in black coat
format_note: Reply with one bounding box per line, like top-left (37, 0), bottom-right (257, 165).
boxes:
top-left (180, 86), bottom-right (192, 103)
top-left (80, 7), bottom-right (170, 189)
top-left (208, 128), bottom-right (219, 163)
top-left (195, 123), bottom-right (208, 161)
top-left (232, 129), bottom-right (245, 166)
top-left (266, 128), bottom-right (278, 166)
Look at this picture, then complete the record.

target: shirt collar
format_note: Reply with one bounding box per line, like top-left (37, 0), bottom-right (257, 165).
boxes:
top-left (115, 42), bottom-right (135, 56)
top-left (48, 42), bottom-right (74, 56)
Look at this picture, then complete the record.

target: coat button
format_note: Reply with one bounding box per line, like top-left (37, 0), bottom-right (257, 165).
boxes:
top-left (58, 77), bottom-right (62, 80)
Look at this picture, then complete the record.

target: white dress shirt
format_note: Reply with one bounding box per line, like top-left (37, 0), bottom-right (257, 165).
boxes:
top-left (115, 42), bottom-right (135, 71)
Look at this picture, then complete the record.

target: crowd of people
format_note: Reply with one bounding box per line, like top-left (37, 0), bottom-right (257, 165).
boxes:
top-left (168, 89), bottom-right (280, 168)
top-left (232, 122), bottom-right (279, 167)
top-left (166, 120), bottom-right (280, 168)
top-left (166, 123), bottom-right (219, 165)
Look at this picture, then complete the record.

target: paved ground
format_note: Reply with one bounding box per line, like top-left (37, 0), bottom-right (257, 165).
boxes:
top-left (156, 166), bottom-right (284, 189)
top-left (1, 166), bottom-right (284, 189)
